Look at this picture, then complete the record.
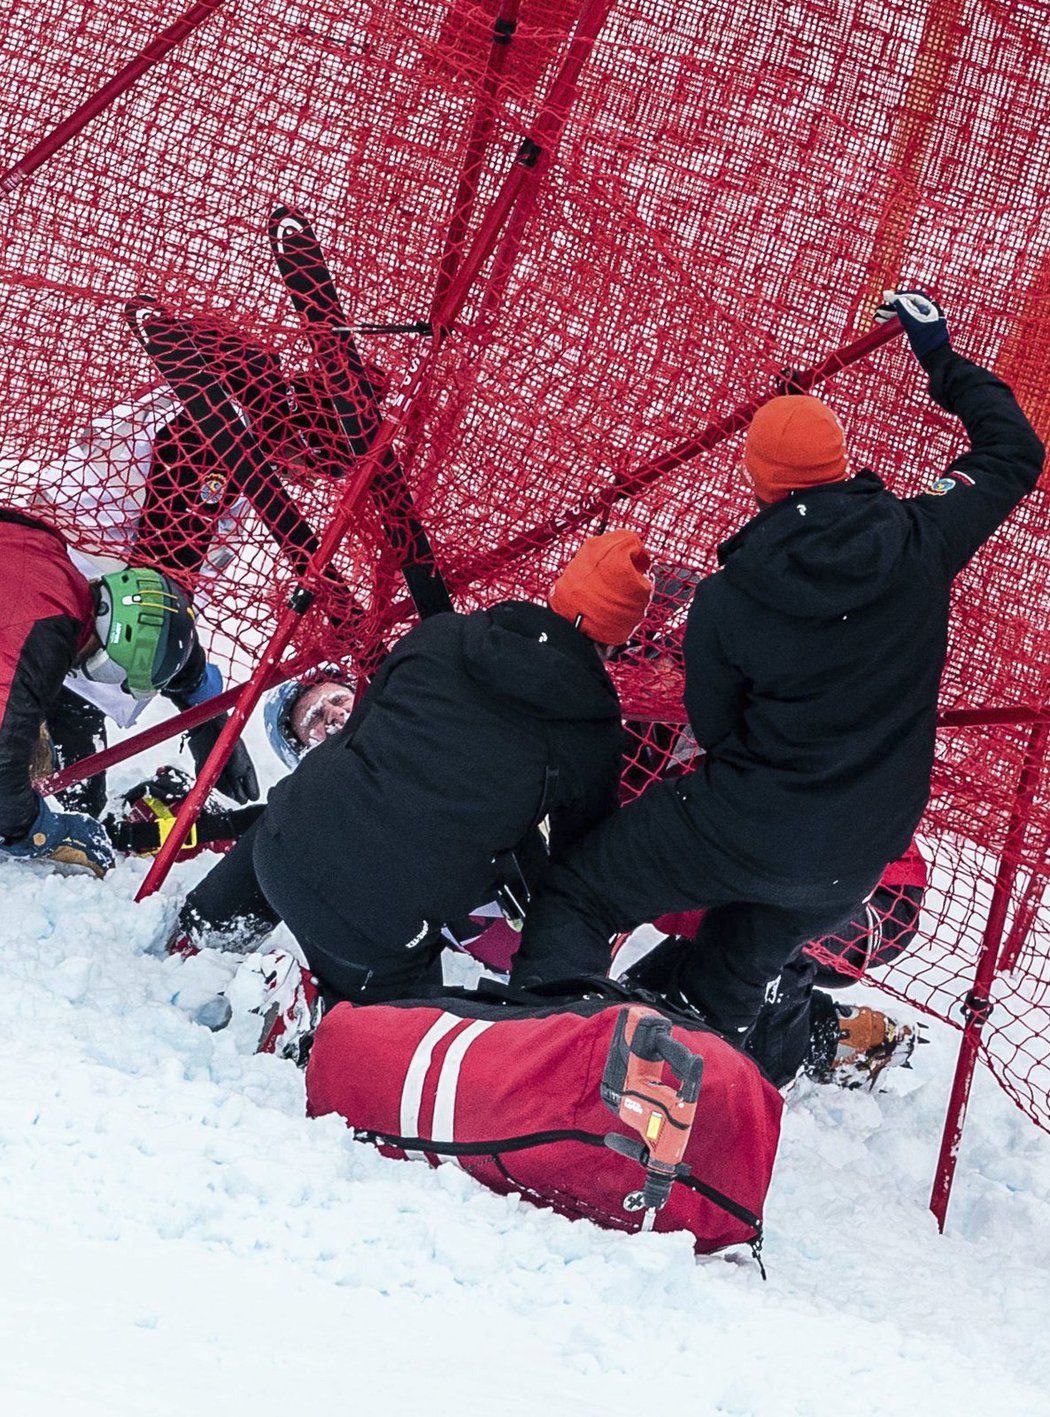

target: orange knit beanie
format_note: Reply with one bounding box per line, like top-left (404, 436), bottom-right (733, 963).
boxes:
top-left (548, 530), bottom-right (653, 645)
top-left (745, 395), bottom-right (848, 503)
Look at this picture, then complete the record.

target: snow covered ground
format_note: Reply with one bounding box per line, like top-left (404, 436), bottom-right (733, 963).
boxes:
top-left (3, 716), bottom-right (1050, 1416)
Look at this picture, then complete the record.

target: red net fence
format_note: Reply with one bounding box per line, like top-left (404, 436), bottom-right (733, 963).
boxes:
top-left (1, 0), bottom-right (1049, 1200)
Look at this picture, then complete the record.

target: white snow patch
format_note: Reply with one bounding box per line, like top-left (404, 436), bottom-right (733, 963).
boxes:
top-left (2, 822), bottom-right (1050, 1415)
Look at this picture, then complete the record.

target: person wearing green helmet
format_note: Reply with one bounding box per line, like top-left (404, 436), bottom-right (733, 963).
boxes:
top-left (81, 567), bottom-right (200, 699)
top-left (0, 507), bottom-right (257, 877)
top-left (46, 560), bottom-right (260, 820)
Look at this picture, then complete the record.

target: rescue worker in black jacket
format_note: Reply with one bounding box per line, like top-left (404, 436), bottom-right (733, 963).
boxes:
top-left (510, 290), bottom-right (1045, 1041)
top-left (174, 530), bottom-right (653, 1018)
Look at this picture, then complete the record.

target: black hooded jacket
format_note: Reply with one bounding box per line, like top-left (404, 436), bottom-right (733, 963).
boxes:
top-left (257, 601), bottom-right (625, 943)
top-left (682, 345), bottom-right (1044, 880)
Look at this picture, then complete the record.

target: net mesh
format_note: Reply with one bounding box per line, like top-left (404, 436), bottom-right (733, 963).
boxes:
top-left (1, 0), bottom-right (1049, 1130)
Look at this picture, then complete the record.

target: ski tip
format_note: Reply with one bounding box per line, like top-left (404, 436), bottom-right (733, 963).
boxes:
top-left (124, 298), bottom-right (160, 337)
top-left (269, 204), bottom-right (311, 251)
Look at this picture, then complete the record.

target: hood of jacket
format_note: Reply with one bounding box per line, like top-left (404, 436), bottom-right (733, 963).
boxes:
top-left (460, 600), bottom-right (621, 722)
top-left (718, 470), bottom-right (912, 617)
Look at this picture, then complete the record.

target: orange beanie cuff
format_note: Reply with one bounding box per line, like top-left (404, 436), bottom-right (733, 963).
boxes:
top-left (549, 529), bottom-right (653, 645)
top-left (745, 395), bottom-right (848, 503)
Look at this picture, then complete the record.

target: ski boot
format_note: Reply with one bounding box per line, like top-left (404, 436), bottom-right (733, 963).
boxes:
top-left (806, 1001), bottom-right (923, 1089)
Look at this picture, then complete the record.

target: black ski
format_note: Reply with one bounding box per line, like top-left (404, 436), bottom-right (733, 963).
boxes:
top-left (268, 205), bottom-right (454, 619)
top-left (125, 302), bottom-right (370, 644)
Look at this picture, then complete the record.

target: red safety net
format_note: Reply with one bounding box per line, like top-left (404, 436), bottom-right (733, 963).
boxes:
top-left (1, 1), bottom-right (1049, 1168)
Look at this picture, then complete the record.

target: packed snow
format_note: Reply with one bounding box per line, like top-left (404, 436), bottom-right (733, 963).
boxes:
top-left (3, 713), bottom-right (1050, 1417)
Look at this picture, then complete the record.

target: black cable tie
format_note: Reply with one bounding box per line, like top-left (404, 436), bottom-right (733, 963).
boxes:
top-left (774, 366), bottom-right (806, 395)
top-left (517, 137), bottom-right (543, 168)
top-left (494, 17), bottom-right (517, 41)
top-left (962, 991), bottom-right (993, 1024)
top-left (288, 586), bottom-right (315, 614)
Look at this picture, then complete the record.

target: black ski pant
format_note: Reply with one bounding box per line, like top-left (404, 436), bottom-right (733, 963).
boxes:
top-left (47, 687), bottom-right (108, 818)
top-left (746, 886), bottom-right (923, 1084)
top-left (511, 774), bottom-right (880, 1035)
top-left (179, 815), bottom-right (280, 952)
top-left (746, 953), bottom-right (839, 1087)
top-left (180, 813), bottom-right (444, 1007)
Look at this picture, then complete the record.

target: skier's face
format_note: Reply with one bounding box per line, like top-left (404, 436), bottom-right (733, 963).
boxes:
top-left (289, 681), bottom-right (355, 750)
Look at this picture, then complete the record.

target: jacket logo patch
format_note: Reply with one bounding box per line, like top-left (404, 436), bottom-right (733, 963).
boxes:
top-left (199, 473), bottom-right (227, 506)
top-left (405, 921), bottom-right (431, 949)
top-left (926, 476), bottom-right (956, 496)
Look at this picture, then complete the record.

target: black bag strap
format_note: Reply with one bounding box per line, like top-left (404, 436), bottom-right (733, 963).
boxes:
top-left (353, 1125), bottom-right (764, 1259)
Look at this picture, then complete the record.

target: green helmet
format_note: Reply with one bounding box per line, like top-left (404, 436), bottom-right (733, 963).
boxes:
top-left (94, 568), bottom-right (197, 697)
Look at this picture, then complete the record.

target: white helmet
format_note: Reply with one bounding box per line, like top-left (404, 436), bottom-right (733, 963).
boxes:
top-left (263, 674), bottom-right (354, 768)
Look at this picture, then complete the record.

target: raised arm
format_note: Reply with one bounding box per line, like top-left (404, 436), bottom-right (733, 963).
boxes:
top-left (878, 290), bottom-right (1044, 575)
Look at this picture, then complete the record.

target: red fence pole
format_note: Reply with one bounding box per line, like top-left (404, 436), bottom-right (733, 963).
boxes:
top-left (133, 375), bottom-right (436, 900)
top-left (372, 317), bottom-right (906, 632)
top-left (0, 0), bottom-right (226, 195)
top-left (996, 722), bottom-right (1050, 973)
top-left (430, 0), bottom-right (523, 319)
top-left (929, 720), bottom-right (1049, 1230)
top-left (33, 651), bottom-right (324, 798)
top-left (997, 857), bottom-right (1050, 975)
top-left (431, 0), bottom-right (615, 334)
top-left (937, 705), bottom-right (1050, 729)
top-left (42, 677), bottom-right (1046, 810)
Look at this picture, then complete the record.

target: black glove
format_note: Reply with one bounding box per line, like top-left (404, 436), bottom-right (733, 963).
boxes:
top-left (186, 715), bottom-right (260, 804)
top-left (874, 288), bottom-right (949, 360)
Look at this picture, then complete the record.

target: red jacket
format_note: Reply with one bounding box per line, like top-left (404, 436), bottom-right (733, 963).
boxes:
top-left (0, 510), bottom-right (94, 838)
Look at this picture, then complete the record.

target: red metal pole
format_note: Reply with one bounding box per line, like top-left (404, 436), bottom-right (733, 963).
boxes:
top-left (43, 667), bottom-right (1045, 804)
top-left (133, 368), bottom-right (432, 900)
top-left (373, 317), bottom-right (907, 630)
top-left (996, 732), bottom-right (1050, 974)
top-left (997, 856), bottom-right (1050, 975)
top-left (937, 705), bottom-right (1050, 729)
top-left (34, 651), bottom-right (323, 798)
top-left (0, 0), bottom-right (226, 195)
top-left (474, 160), bottom-right (543, 330)
top-left (433, 0), bottom-right (615, 334)
top-left (472, 0), bottom-right (617, 320)
top-left (929, 720), bottom-right (1048, 1230)
top-left (430, 0), bottom-right (523, 319)
top-left (464, 317), bottom-right (906, 574)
